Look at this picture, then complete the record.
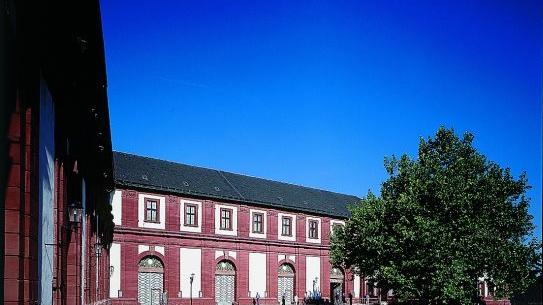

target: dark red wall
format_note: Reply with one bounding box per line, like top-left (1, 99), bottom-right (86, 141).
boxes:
top-left (3, 98), bottom-right (111, 305)
top-left (112, 188), bottom-right (359, 305)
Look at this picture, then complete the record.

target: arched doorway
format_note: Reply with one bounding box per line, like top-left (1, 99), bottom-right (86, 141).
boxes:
top-left (138, 256), bottom-right (164, 305)
top-left (278, 263), bottom-right (295, 304)
top-left (215, 260), bottom-right (236, 305)
top-left (330, 267), bottom-right (344, 305)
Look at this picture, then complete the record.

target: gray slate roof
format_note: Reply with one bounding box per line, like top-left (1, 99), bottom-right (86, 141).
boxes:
top-left (113, 152), bottom-right (359, 218)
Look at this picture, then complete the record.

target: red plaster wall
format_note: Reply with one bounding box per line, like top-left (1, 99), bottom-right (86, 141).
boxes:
top-left (201, 248), bottom-right (215, 299)
top-left (204, 201), bottom-right (214, 234)
top-left (238, 207), bottom-right (250, 238)
top-left (123, 191), bottom-right (138, 227)
top-left (321, 218), bottom-right (331, 246)
top-left (111, 187), bottom-right (359, 305)
top-left (296, 215), bottom-right (306, 244)
top-left (296, 255), bottom-right (306, 299)
top-left (266, 250), bottom-right (278, 301)
top-left (167, 196), bottom-right (180, 231)
top-left (167, 246), bottom-right (181, 298)
top-left (236, 251), bottom-right (249, 301)
top-left (4, 93), bottom-right (111, 305)
top-left (3, 100), bottom-right (39, 305)
top-left (321, 255), bottom-right (331, 299)
top-left (268, 211), bottom-right (278, 240)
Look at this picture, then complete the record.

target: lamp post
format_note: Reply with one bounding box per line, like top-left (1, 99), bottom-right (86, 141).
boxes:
top-left (190, 273), bottom-right (195, 305)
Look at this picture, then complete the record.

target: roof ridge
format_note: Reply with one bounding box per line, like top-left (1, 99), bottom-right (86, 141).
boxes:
top-left (217, 170), bottom-right (245, 200)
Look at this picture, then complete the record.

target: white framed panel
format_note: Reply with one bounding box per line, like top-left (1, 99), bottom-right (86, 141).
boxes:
top-left (138, 245), bottom-right (150, 254)
top-left (249, 252), bottom-right (267, 297)
top-left (138, 194), bottom-right (166, 229)
top-left (214, 204), bottom-right (238, 236)
top-left (354, 275), bottom-right (360, 298)
top-left (109, 243), bottom-right (121, 298)
top-left (330, 220), bottom-right (345, 235)
top-left (278, 254), bottom-right (296, 262)
top-left (111, 190), bottom-right (122, 225)
top-left (215, 250), bottom-right (237, 260)
top-left (155, 246), bottom-right (165, 256)
top-left (306, 256), bottom-right (321, 293)
top-left (180, 199), bottom-right (202, 233)
top-left (180, 248), bottom-right (202, 298)
top-left (305, 217), bottom-right (322, 244)
top-left (249, 209), bottom-right (267, 238)
top-left (278, 212), bottom-right (296, 241)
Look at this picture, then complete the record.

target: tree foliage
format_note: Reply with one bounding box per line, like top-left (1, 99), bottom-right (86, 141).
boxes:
top-left (331, 127), bottom-right (541, 305)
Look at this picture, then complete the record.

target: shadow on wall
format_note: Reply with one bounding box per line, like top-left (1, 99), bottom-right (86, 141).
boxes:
top-left (1, 5), bottom-right (17, 300)
top-left (510, 276), bottom-right (542, 305)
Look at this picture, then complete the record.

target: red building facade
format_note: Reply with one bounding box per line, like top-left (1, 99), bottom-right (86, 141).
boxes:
top-left (110, 152), bottom-right (376, 305)
top-left (1, 1), bottom-right (115, 304)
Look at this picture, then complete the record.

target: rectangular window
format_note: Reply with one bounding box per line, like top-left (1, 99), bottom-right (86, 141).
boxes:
top-left (184, 204), bottom-right (198, 227)
top-left (220, 208), bottom-right (232, 230)
top-left (281, 216), bottom-right (292, 236)
top-left (252, 212), bottom-right (264, 233)
top-left (144, 198), bottom-right (159, 222)
top-left (308, 220), bottom-right (319, 239)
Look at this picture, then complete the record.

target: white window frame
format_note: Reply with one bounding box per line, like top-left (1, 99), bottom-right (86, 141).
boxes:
top-left (138, 194), bottom-right (165, 229)
top-left (278, 212), bottom-right (296, 241)
top-left (249, 209), bottom-right (267, 238)
top-left (330, 219), bottom-right (346, 236)
top-left (305, 217), bottom-right (321, 243)
top-left (214, 204), bottom-right (238, 236)
top-left (180, 199), bottom-right (202, 233)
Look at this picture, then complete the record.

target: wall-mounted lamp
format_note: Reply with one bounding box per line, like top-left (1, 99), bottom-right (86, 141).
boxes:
top-left (109, 266), bottom-right (115, 278)
top-left (95, 242), bottom-right (102, 257)
top-left (68, 203), bottom-right (84, 223)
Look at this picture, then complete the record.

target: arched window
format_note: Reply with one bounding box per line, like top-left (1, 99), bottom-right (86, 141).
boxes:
top-left (138, 256), bottom-right (164, 273)
top-left (330, 267), bottom-right (345, 305)
top-left (215, 260), bottom-right (236, 305)
top-left (278, 263), bottom-right (295, 303)
top-left (330, 267), bottom-right (344, 282)
top-left (138, 256), bottom-right (164, 305)
top-left (216, 260), bottom-right (236, 275)
top-left (278, 263), bottom-right (295, 276)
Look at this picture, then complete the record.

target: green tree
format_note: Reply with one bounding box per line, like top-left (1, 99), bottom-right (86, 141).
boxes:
top-left (331, 127), bottom-right (541, 305)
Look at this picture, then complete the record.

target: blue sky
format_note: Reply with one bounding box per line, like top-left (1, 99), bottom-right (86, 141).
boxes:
top-left (101, 0), bottom-right (542, 238)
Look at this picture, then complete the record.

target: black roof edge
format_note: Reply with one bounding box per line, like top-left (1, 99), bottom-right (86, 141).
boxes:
top-left (113, 150), bottom-right (361, 201)
top-left (114, 179), bottom-right (352, 219)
